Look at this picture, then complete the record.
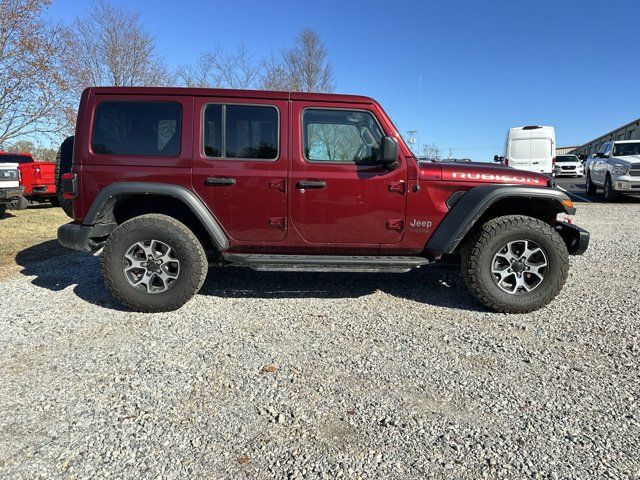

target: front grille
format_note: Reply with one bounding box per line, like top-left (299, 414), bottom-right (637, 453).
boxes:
top-left (630, 164), bottom-right (640, 177)
top-left (561, 166), bottom-right (576, 170)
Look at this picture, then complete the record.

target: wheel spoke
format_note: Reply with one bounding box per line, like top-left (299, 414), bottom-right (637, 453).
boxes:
top-left (491, 239), bottom-right (548, 296)
top-left (123, 239), bottom-right (180, 295)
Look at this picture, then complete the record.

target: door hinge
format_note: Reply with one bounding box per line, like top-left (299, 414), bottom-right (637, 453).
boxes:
top-left (269, 179), bottom-right (287, 193)
top-left (388, 180), bottom-right (406, 194)
top-left (269, 216), bottom-right (287, 230)
top-left (386, 219), bottom-right (404, 232)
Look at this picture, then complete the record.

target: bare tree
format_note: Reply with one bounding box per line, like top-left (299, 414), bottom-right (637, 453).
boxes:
top-left (64, 0), bottom-right (169, 95)
top-left (279, 28), bottom-right (334, 93)
top-left (177, 44), bottom-right (261, 89)
top-left (0, 0), bottom-right (71, 147)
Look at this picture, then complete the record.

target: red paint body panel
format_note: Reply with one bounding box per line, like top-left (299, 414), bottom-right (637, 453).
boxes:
top-left (70, 87), bottom-right (552, 255)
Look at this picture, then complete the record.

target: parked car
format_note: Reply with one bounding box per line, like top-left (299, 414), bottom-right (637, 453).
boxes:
top-left (553, 154), bottom-right (584, 177)
top-left (497, 126), bottom-right (556, 175)
top-left (584, 140), bottom-right (640, 201)
top-left (58, 87), bottom-right (589, 313)
top-left (0, 152), bottom-right (56, 206)
top-left (0, 162), bottom-right (23, 216)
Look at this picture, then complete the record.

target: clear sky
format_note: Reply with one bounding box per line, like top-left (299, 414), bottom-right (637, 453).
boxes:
top-left (48, 0), bottom-right (640, 161)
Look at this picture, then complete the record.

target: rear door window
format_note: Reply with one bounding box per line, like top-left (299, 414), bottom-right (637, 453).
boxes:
top-left (509, 139), bottom-right (530, 160)
top-left (530, 139), bottom-right (551, 158)
top-left (91, 101), bottom-right (182, 156)
top-left (203, 104), bottom-right (279, 160)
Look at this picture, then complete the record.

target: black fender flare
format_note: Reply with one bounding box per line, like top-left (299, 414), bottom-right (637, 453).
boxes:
top-left (83, 182), bottom-right (229, 250)
top-left (425, 185), bottom-right (575, 255)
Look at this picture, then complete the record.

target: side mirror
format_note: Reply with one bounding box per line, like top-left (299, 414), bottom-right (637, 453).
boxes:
top-left (380, 136), bottom-right (399, 169)
top-left (493, 155), bottom-right (503, 163)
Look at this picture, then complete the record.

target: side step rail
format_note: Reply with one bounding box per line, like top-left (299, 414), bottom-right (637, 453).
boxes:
top-left (221, 254), bottom-right (431, 273)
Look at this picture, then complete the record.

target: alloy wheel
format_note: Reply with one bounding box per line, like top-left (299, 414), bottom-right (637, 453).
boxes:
top-left (122, 240), bottom-right (180, 294)
top-left (491, 240), bottom-right (548, 295)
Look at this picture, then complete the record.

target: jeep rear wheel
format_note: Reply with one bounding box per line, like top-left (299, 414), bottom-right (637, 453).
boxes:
top-left (461, 215), bottom-right (569, 313)
top-left (101, 214), bottom-right (208, 312)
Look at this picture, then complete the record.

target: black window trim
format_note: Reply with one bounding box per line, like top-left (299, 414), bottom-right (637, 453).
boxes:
top-left (90, 100), bottom-right (183, 158)
top-left (202, 103), bottom-right (280, 162)
top-left (300, 106), bottom-right (387, 165)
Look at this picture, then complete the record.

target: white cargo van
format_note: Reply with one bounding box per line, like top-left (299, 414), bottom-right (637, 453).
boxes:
top-left (500, 126), bottom-right (556, 175)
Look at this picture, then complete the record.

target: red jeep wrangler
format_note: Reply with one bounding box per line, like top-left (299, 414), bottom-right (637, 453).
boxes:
top-left (58, 87), bottom-right (589, 313)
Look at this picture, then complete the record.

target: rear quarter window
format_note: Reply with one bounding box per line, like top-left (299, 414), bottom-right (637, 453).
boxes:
top-left (91, 101), bottom-right (182, 156)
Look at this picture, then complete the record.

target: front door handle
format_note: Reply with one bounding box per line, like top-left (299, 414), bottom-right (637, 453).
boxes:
top-left (205, 177), bottom-right (236, 186)
top-left (296, 180), bottom-right (326, 189)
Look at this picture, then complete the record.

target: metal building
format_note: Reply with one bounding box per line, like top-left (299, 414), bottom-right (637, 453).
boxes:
top-left (557, 145), bottom-right (580, 155)
top-left (571, 118), bottom-right (640, 157)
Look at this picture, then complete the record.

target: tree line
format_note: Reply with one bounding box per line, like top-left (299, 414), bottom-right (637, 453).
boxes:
top-left (0, 0), bottom-right (335, 156)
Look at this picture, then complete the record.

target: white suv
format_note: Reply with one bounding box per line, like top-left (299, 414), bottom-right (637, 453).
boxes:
top-left (553, 154), bottom-right (584, 177)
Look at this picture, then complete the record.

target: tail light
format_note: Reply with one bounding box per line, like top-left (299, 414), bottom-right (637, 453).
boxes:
top-left (31, 164), bottom-right (41, 180)
top-left (61, 172), bottom-right (77, 199)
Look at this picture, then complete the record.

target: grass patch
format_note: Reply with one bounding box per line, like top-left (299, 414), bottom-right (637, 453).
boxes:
top-left (0, 206), bottom-right (70, 279)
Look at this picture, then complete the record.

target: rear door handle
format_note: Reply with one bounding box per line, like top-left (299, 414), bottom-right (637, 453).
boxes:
top-left (205, 177), bottom-right (235, 186)
top-left (296, 180), bottom-right (326, 189)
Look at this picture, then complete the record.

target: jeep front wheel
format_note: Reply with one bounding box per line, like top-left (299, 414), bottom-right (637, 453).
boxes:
top-left (101, 214), bottom-right (208, 312)
top-left (461, 215), bottom-right (569, 313)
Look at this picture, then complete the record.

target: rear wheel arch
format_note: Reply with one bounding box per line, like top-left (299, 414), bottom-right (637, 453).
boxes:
top-left (84, 183), bottom-right (229, 252)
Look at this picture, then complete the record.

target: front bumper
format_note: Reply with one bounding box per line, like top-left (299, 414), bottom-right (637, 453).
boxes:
top-left (556, 222), bottom-right (589, 255)
top-left (611, 175), bottom-right (640, 191)
top-left (0, 186), bottom-right (24, 202)
top-left (554, 168), bottom-right (584, 177)
top-left (58, 221), bottom-right (117, 252)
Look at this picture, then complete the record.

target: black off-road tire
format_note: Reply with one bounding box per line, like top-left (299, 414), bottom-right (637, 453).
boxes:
top-left (101, 214), bottom-right (208, 312)
top-left (0, 204), bottom-right (6, 217)
top-left (461, 215), bottom-right (569, 313)
top-left (603, 175), bottom-right (619, 202)
top-left (585, 171), bottom-right (597, 195)
top-left (55, 135), bottom-right (74, 218)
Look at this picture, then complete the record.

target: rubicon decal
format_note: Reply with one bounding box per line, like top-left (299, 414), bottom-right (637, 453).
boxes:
top-left (451, 172), bottom-right (542, 184)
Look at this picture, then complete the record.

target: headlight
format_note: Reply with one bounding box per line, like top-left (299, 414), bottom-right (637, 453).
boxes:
top-left (612, 166), bottom-right (629, 175)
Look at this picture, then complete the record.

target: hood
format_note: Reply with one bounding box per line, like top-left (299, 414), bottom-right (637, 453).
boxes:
top-left (421, 162), bottom-right (550, 186)
top-left (612, 154), bottom-right (640, 164)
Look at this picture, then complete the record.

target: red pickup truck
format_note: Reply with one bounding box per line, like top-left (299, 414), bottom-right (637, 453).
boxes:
top-left (0, 152), bottom-right (57, 206)
top-left (58, 87), bottom-right (589, 313)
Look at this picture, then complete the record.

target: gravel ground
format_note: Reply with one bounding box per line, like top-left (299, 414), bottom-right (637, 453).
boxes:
top-left (0, 203), bottom-right (639, 479)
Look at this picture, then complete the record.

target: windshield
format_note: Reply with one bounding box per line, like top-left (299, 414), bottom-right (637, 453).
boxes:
top-left (613, 142), bottom-right (640, 157)
top-left (0, 154), bottom-right (32, 164)
top-left (556, 155), bottom-right (579, 163)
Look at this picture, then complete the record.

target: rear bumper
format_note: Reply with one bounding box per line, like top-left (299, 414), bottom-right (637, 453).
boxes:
top-left (556, 222), bottom-right (589, 255)
top-left (58, 221), bottom-right (117, 252)
top-left (0, 186), bottom-right (24, 202)
top-left (25, 184), bottom-right (56, 196)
